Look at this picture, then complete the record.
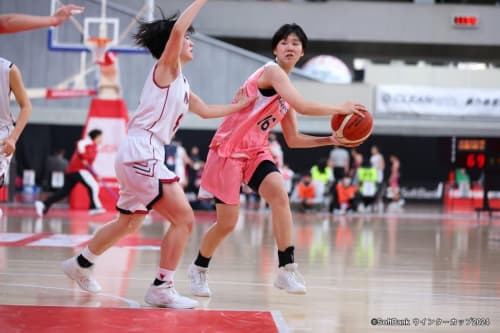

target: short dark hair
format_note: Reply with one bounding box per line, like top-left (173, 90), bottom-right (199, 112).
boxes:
top-left (133, 9), bottom-right (195, 59)
top-left (88, 129), bottom-right (102, 140)
top-left (271, 23), bottom-right (308, 53)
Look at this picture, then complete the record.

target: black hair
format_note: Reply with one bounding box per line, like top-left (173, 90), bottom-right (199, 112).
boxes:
top-left (88, 129), bottom-right (103, 140)
top-left (133, 8), bottom-right (195, 60)
top-left (271, 23), bottom-right (308, 53)
top-left (316, 158), bottom-right (328, 173)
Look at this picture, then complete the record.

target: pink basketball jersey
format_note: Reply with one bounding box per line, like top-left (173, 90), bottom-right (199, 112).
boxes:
top-left (210, 62), bottom-right (290, 158)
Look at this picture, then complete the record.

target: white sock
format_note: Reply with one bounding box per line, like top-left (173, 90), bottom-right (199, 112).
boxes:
top-left (156, 267), bottom-right (175, 283)
top-left (81, 246), bottom-right (99, 264)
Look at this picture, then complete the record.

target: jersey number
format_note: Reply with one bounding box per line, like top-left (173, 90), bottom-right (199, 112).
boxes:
top-left (257, 115), bottom-right (276, 131)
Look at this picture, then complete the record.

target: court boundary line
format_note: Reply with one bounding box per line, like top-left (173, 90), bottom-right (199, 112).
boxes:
top-left (0, 282), bottom-right (141, 308)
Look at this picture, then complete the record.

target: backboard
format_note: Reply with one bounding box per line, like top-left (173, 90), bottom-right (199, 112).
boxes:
top-left (48, 0), bottom-right (155, 54)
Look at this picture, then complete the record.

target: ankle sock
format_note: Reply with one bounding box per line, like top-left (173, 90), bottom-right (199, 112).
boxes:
top-left (278, 246), bottom-right (295, 268)
top-left (153, 267), bottom-right (175, 286)
top-left (77, 254), bottom-right (93, 268)
top-left (194, 251), bottom-right (211, 268)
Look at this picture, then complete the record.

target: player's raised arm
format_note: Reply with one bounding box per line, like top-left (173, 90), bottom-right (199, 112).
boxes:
top-left (158, 0), bottom-right (207, 70)
top-left (0, 4), bottom-right (84, 34)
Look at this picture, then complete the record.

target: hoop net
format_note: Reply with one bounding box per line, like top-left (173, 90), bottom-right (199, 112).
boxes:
top-left (87, 37), bottom-right (112, 65)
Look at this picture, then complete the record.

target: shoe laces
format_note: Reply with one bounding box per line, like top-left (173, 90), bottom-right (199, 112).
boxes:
top-left (195, 270), bottom-right (208, 286)
top-left (284, 264), bottom-right (305, 286)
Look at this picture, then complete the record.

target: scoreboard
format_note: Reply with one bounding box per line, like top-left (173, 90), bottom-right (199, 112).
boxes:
top-left (452, 137), bottom-right (500, 190)
top-left (453, 138), bottom-right (500, 171)
top-left (454, 138), bottom-right (486, 170)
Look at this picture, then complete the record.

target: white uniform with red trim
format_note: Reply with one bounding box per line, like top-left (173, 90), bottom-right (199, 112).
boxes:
top-left (0, 57), bottom-right (16, 177)
top-left (115, 64), bottom-right (190, 213)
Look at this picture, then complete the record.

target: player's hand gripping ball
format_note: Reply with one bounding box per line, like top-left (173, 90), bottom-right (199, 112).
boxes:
top-left (331, 110), bottom-right (373, 144)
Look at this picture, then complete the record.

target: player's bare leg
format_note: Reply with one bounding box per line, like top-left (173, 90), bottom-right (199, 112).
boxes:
top-left (144, 182), bottom-right (198, 309)
top-left (189, 203), bottom-right (240, 297)
top-left (259, 172), bottom-right (306, 294)
top-left (61, 213), bottom-right (145, 293)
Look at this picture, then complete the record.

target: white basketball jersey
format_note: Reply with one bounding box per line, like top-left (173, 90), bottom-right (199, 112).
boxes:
top-left (128, 64), bottom-right (190, 145)
top-left (0, 57), bottom-right (15, 127)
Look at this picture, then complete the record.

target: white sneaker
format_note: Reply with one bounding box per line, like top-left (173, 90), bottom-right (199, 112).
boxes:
top-left (188, 264), bottom-right (211, 297)
top-left (144, 283), bottom-right (198, 309)
top-left (61, 257), bottom-right (102, 293)
top-left (273, 263), bottom-right (307, 294)
top-left (35, 201), bottom-right (45, 217)
top-left (89, 208), bottom-right (106, 215)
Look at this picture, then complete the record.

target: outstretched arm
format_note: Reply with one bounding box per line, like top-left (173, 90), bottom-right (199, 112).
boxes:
top-left (281, 109), bottom-right (361, 149)
top-left (260, 65), bottom-right (367, 117)
top-left (3, 65), bottom-right (32, 156)
top-left (158, 0), bottom-right (207, 70)
top-left (189, 88), bottom-right (256, 119)
top-left (0, 4), bottom-right (84, 34)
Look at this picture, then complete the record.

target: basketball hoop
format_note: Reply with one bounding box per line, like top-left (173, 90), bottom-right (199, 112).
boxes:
top-left (87, 37), bottom-right (112, 65)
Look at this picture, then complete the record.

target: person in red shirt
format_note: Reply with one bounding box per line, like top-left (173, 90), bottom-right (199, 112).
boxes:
top-left (35, 129), bottom-right (104, 216)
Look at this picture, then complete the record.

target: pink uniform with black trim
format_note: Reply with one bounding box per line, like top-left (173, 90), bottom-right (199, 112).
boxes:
top-left (199, 62), bottom-right (290, 204)
top-left (115, 64), bottom-right (190, 213)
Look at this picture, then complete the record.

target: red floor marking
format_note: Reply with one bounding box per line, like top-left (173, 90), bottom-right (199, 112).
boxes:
top-left (0, 233), bottom-right (50, 247)
top-left (0, 233), bottom-right (162, 249)
top-left (0, 305), bottom-right (279, 333)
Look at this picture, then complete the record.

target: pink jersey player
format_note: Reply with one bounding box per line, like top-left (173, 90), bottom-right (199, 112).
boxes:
top-left (189, 23), bottom-right (368, 298)
top-left (199, 62), bottom-right (289, 204)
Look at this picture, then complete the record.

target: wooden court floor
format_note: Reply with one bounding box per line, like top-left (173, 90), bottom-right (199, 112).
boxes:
top-left (0, 203), bottom-right (499, 332)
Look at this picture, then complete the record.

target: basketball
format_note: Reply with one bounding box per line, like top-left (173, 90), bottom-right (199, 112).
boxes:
top-left (331, 111), bottom-right (373, 144)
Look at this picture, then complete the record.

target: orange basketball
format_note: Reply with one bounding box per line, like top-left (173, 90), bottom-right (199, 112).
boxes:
top-left (331, 111), bottom-right (373, 144)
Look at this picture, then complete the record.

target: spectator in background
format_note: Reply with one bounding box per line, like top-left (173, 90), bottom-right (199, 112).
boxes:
top-left (165, 138), bottom-right (191, 189)
top-left (186, 146), bottom-right (212, 210)
top-left (186, 145), bottom-right (202, 193)
top-left (311, 157), bottom-right (333, 186)
top-left (455, 167), bottom-right (471, 198)
top-left (370, 145), bottom-right (385, 185)
top-left (357, 159), bottom-right (378, 212)
top-left (43, 148), bottom-right (69, 191)
top-left (335, 176), bottom-right (359, 214)
top-left (189, 145), bottom-right (201, 163)
top-left (269, 132), bottom-right (284, 168)
top-left (389, 154), bottom-right (402, 203)
top-left (370, 145), bottom-right (385, 212)
top-left (349, 149), bottom-right (363, 182)
top-left (281, 163), bottom-right (295, 196)
top-left (329, 145), bottom-right (350, 181)
top-left (35, 129), bottom-right (105, 216)
top-left (297, 172), bottom-right (316, 212)
top-left (311, 157), bottom-right (332, 209)
top-left (328, 146), bottom-right (349, 212)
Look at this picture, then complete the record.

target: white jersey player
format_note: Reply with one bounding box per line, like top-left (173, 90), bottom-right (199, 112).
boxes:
top-left (59, 0), bottom-right (254, 309)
